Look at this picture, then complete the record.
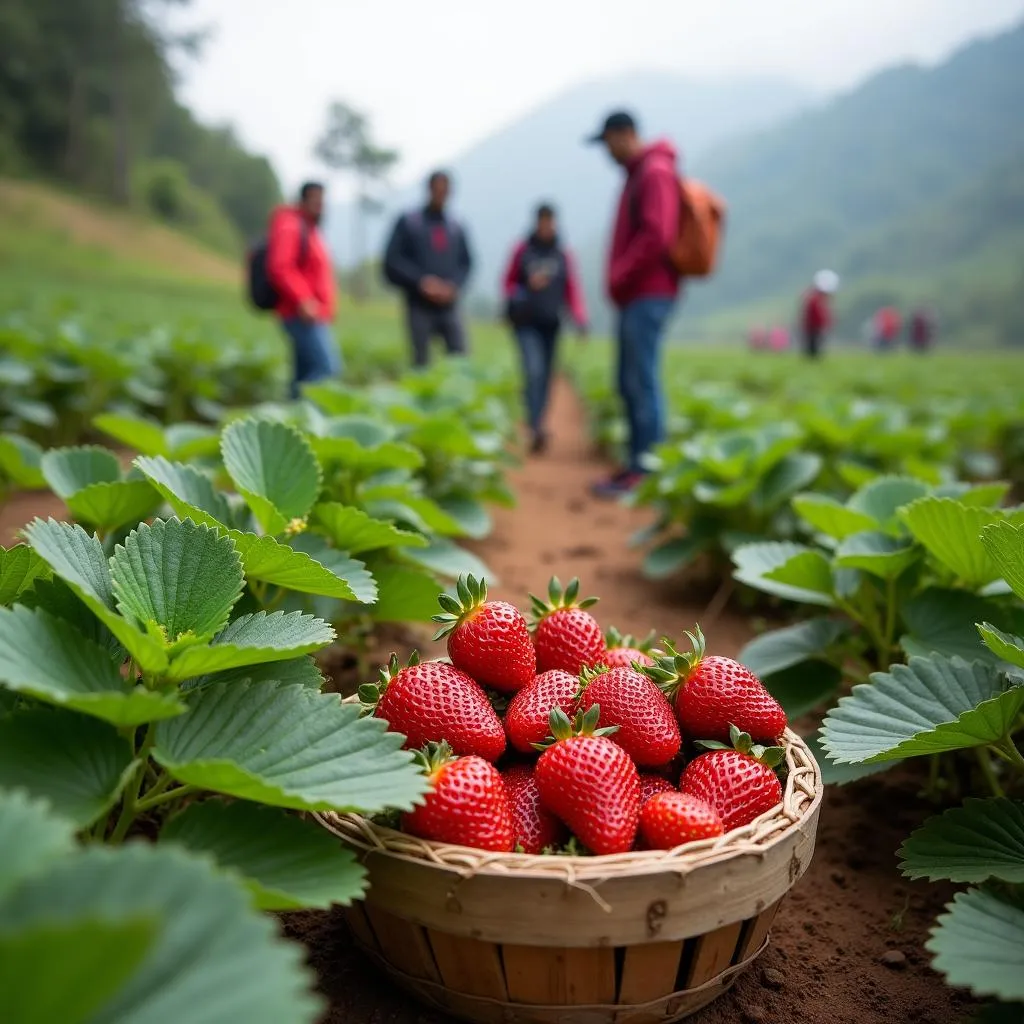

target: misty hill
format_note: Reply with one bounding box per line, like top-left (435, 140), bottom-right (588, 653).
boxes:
top-left (672, 21), bottom-right (1024, 345)
top-left (327, 73), bottom-right (812, 289)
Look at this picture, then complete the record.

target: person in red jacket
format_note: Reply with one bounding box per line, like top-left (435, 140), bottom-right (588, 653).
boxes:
top-left (802, 270), bottom-right (838, 358)
top-left (267, 182), bottom-right (339, 397)
top-left (501, 203), bottom-right (588, 454)
top-left (586, 111), bottom-right (681, 497)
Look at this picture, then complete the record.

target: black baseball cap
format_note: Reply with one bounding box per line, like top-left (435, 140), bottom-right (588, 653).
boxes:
top-left (585, 111), bottom-right (637, 144)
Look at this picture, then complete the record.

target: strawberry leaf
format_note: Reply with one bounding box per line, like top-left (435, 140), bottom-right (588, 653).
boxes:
top-left (0, 545), bottom-right (49, 607)
top-left (134, 456), bottom-right (234, 531)
top-left (981, 521), bottom-right (1024, 602)
top-left (40, 446), bottom-right (120, 500)
top-left (899, 497), bottom-right (1004, 589)
top-left (977, 624), bottom-right (1024, 670)
top-left (792, 493), bottom-right (878, 540)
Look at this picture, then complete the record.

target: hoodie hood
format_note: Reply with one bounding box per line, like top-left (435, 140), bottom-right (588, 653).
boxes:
top-left (627, 138), bottom-right (679, 175)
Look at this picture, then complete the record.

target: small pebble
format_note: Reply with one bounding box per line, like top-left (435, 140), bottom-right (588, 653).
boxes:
top-left (830, 870), bottom-right (848, 888)
top-left (738, 1002), bottom-right (767, 1024)
top-left (880, 950), bottom-right (907, 969)
top-left (761, 967), bottom-right (786, 990)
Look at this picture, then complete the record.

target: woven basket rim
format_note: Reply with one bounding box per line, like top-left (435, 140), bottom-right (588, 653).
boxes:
top-left (317, 727), bottom-right (821, 882)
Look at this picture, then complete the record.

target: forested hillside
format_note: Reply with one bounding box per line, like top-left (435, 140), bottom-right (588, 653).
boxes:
top-left (0, 0), bottom-right (281, 254)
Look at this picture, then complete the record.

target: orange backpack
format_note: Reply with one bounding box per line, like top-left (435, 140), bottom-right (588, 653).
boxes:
top-left (669, 179), bottom-right (726, 278)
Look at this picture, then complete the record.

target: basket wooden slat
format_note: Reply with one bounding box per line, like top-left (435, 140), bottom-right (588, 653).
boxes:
top-left (321, 728), bottom-right (822, 1024)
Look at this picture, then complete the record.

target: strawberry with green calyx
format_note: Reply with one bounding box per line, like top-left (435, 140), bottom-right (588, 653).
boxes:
top-left (644, 625), bottom-right (787, 744)
top-left (432, 573), bottom-right (535, 693)
top-left (504, 669), bottom-right (579, 754)
top-left (640, 792), bottom-right (724, 850)
top-left (529, 576), bottom-right (606, 675)
top-left (504, 763), bottom-right (567, 854)
top-left (679, 725), bottom-right (785, 831)
top-left (534, 705), bottom-right (640, 856)
top-left (576, 664), bottom-right (681, 768)
top-left (604, 626), bottom-right (658, 669)
top-left (403, 742), bottom-right (514, 852)
top-left (361, 652), bottom-right (506, 763)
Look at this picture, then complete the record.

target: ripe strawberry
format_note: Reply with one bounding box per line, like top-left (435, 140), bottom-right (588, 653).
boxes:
top-left (534, 706), bottom-right (640, 855)
top-left (679, 726), bottom-right (785, 831)
top-left (403, 742), bottom-right (514, 852)
top-left (503, 763), bottom-right (567, 854)
top-left (639, 773), bottom-right (677, 807)
top-left (640, 792), bottom-right (724, 850)
top-left (577, 665), bottom-right (681, 768)
top-left (645, 625), bottom-right (787, 743)
top-left (529, 576), bottom-right (606, 675)
top-left (361, 653), bottom-right (506, 762)
top-left (604, 626), bottom-right (657, 669)
top-left (504, 669), bottom-right (579, 754)
top-left (432, 574), bottom-right (535, 693)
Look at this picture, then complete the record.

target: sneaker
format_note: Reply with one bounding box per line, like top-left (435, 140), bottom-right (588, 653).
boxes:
top-left (591, 470), bottom-right (645, 499)
top-left (529, 430), bottom-right (549, 455)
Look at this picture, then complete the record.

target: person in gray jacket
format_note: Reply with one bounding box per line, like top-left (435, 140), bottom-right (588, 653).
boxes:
top-left (383, 171), bottom-right (473, 368)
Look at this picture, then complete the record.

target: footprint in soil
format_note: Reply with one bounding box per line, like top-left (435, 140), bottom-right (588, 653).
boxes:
top-left (563, 545), bottom-right (600, 558)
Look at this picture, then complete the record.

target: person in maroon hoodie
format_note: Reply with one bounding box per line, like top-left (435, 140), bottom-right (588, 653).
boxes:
top-left (801, 269), bottom-right (838, 359)
top-left (586, 111), bottom-right (681, 497)
top-left (501, 203), bottom-right (589, 454)
top-left (267, 182), bottom-right (339, 397)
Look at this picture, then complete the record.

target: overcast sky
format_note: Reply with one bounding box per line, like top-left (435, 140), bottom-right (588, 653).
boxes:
top-left (176, 0), bottom-right (1024, 196)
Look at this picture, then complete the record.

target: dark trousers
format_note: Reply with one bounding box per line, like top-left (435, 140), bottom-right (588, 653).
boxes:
top-left (617, 297), bottom-right (675, 471)
top-left (803, 328), bottom-right (823, 359)
top-left (405, 302), bottom-right (468, 368)
top-left (514, 321), bottom-right (559, 432)
top-left (281, 318), bottom-right (341, 398)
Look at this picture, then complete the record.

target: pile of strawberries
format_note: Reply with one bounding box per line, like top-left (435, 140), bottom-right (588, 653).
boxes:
top-left (360, 575), bottom-right (789, 857)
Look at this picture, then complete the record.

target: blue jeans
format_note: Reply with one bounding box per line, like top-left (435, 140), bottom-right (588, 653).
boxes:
top-left (617, 297), bottom-right (675, 471)
top-left (514, 322), bottom-right (559, 432)
top-left (282, 318), bottom-right (341, 398)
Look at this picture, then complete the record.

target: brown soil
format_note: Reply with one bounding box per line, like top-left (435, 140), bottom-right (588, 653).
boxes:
top-left (282, 379), bottom-right (970, 1024)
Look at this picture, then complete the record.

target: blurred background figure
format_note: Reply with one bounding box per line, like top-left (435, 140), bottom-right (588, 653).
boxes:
top-left (501, 203), bottom-right (589, 454)
top-left (801, 270), bottom-right (838, 359)
top-left (749, 326), bottom-right (768, 351)
top-left (873, 305), bottom-right (903, 352)
top-left (769, 325), bottom-right (790, 352)
top-left (909, 307), bottom-right (936, 352)
top-left (383, 171), bottom-right (474, 368)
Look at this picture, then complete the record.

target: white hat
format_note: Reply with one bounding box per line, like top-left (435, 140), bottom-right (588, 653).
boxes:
top-left (814, 269), bottom-right (839, 294)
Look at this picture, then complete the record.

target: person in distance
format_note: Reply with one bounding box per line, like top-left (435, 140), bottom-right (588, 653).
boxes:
top-left (383, 170), bottom-right (474, 368)
top-left (801, 269), bottom-right (838, 359)
top-left (501, 203), bottom-right (589, 455)
top-left (586, 111), bottom-right (682, 499)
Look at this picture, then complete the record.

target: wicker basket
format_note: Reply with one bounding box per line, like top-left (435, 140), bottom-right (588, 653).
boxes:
top-left (318, 728), bottom-right (822, 1024)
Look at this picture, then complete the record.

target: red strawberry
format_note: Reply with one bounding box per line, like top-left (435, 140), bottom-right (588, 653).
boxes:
top-left (432, 574), bottom-right (535, 693)
top-left (403, 742), bottom-right (514, 852)
top-left (578, 665), bottom-right (681, 768)
top-left (361, 653), bottom-right (506, 762)
top-left (529, 576), bottom-right (606, 674)
top-left (503, 764), bottom-right (567, 854)
top-left (604, 626), bottom-right (657, 669)
top-left (504, 669), bottom-right (579, 754)
top-left (679, 727), bottom-right (785, 831)
top-left (640, 792), bottom-right (724, 850)
top-left (645, 625), bottom-right (787, 743)
top-left (534, 706), bottom-right (640, 855)
top-left (639, 773), bottom-right (677, 807)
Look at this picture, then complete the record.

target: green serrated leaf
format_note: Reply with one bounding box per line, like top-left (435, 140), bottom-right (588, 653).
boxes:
top-left (733, 541), bottom-right (836, 605)
top-left (763, 550), bottom-right (835, 603)
top-left (286, 534), bottom-right (377, 605)
top-left (435, 495), bottom-right (493, 540)
top-left (153, 680), bottom-right (427, 812)
top-left (165, 611), bottom-right (334, 681)
top-left (94, 413), bottom-right (169, 457)
top-left (978, 624), bottom-right (1024, 670)
top-left (0, 545), bottom-right (49, 606)
top-left (362, 557), bottom-right (444, 622)
top-left (900, 799), bottom-right (1024, 884)
top-left (40, 446), bottom-right (120, 500)
top-left (0, 790), bottom-right (77, 900)
top-left (981, 521), bottom-right (1024, 602)
top-left (848, 476), bottom-right (930, 531)
top-left (221, 419), bottom-right (321, 535)
top-left (927, 889), bottom-right (1024, 1001)
top-left (0, 708), bottom-right (135, 827)
top-left (0, 843), bottom-right (323, 1023)
top-left (0, 433), bottom-right (45, 489)
top-left (761, 660), bottom-right (842, 718)
top-left (900, 497), bottom-right (1002, 589)
top-left (66, 481), bottom-right (161, 533)
top-left (792, 493), bottom-right (878, 540)
top-left (231, 532), bottom-right (369, 601)
top-left (161, 800), bottom-right (365, 910)
top-left (802, 729), bottom-right (897, 786)
top-left (0, 604), bottom-right (184, 726)
top-left (834, 530), bottom-right (920, 579)
top-left (134, 456), bottom-right (232, 530)
top-left (401, 536), bottom-right (494, 583)
top-left (902, 589), bottom-right (1024, 666)
top-left (180, 656), bottom-right (324, 693)
top-left (757, 451), bottom-right (822, 510)
top-left (821, 655), bottom-right (1024, 764)
top-left (110, 519), bottom-right (244, 646)
top-left (0, 916), bottom-right (157, 1024)
top-left (643, 535), bottom-right (707, 580)
top-left (312, 502), bottom-right (427, 555)
top-left (739, 618), bottom-right (848, 677)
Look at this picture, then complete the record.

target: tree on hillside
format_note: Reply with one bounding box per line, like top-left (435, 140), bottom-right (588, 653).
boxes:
top-left (314, 101), bottom-right (399, 301)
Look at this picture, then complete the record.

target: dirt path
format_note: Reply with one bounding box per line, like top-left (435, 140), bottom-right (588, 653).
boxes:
top-left (285, 379), bottom-right (968, 1024)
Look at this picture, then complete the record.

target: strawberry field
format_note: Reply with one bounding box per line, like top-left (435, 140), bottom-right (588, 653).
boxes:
top-left (1, 298), bottom-right (1023, 1024)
